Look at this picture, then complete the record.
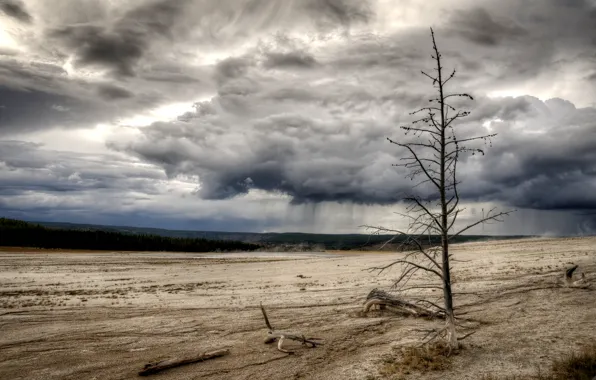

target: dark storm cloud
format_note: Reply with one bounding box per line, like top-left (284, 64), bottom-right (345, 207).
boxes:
top-left (50, 25), bottom-right (145, 77)
top-left (0, 140), bottom-right (165, 194)
top-left (0, 59), bottom-right (67, 90)
top-left (142, 71), bottom-right (202, 84)
top-left (97, 84), bottom-right (134, 100)
top-left (460, 97), bottom-right (596, 211)
top-left (31, 0), bottom-right (590, 214)
top-left (0, 204), bottom-right (283, 233)
top-left (0, 140), bottom-right (290, 233)
top-left (3, 0), bottom-right (596, 234)
top-left (0, 0), bottom-right (32, 23)
top-left (436, 0), bottom-right (596, 93)
top-left (48, 0), bottom-right (188, 77)
top-left (113, 71), bottom-right (596, 211)
top-left (103, 20), bottom-right (525, 207)
top-left (263, 51), bottom-right (318, 69)
top-left (109, 42), bottom-right (464, 206)
top-left (304, 0), bottom-right (373, 29)
top-left (449, 7), bottom-right (528, 46)
top-left (45, 0), bottom-right (372, 78)
top-left (0, 83), bottom-right (162, 134)
top-left (0, 86), bottom-right (94, 133)
top-left (214, 57), bottom-right (253, 84)
top-left (0, 0), bottom-right (376, 134)
top-left (111, 110), bottom-right (406, 205)
top-left (0, 56), bottom-right (207, 136)
top-left (0, 50), bottom-right (177, 134)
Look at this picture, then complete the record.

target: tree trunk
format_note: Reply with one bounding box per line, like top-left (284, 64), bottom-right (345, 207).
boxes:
top-left (442, 242), bottom-right (458, 349)
top-left (437, 40), bottom-right (459, 351)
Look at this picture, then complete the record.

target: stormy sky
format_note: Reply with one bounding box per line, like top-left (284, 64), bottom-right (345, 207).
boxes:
top-left (1, 0), bottom-right (596, 235)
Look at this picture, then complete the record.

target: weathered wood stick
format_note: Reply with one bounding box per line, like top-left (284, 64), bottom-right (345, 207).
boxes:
top-left (264, 330), bottom-right (324, 349)
top-left (260, 302), bottom-right (324, 354)
top-left (565, 265), bottom-right (579, 285)
top-left (138, 348), bottom-right (230, 376)
top-left (564, 265), bottom-right (592, 288)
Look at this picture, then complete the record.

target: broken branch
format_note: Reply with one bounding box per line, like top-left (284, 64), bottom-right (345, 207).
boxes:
top-left (138, 349), bottom-right (230, 376)
top-left (260, 303), bottom-right (324, 354)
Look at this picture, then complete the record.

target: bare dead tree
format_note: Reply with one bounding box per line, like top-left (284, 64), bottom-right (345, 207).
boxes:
top-left (363, 28), bottom-right (514, 350)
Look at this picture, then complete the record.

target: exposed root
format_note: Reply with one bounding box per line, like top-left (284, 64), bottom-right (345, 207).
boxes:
top-left (363, 288), bottom-right (445, 319)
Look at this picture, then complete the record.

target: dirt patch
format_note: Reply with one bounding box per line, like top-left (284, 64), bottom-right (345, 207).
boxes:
top-left (1, 237), bottom-right (595, 379)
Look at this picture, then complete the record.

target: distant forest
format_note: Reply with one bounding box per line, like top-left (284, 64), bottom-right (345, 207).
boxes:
top-left (0, 218), bottom-right (531, 252)
top-left (0, 218), bottom-right (261, 252)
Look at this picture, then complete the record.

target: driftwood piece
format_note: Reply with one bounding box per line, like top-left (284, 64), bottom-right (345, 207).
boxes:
top-left (138, 349), bottom-right (230, 376)
top-left (363, 288), bottom-right (445, 319)
top-left (565, 265), bottom-right (579, 286)
top-left (260, 303), bottom-right (324, 354)
top-left (565, 265), bottom-right (591, 288)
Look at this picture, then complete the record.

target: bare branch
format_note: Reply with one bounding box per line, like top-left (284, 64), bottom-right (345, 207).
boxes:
top-left (441, 69), bottom-right (456, 86)
top-left (369, 258), bottom-right (444, 279)
top-left (404, 197), bottom-right (443, 232)
top-left (446, 134), bottom-right (497, 146)
top-left (421, 70), bottom-right (438, 84)
top-left (444, 111), bottom-right (470, 128)
top-left (399, 284), bottom-right (444, 292)
top-left (388, 138), bottom-right (442, 190)
top-left (401, 126), bottom-right (441, 136)
top-left (450, 209), bottom-right (517, 239)
top-left (457, 330), bottom-right (477, 341)
top-left (444, 93), bottom-right (474, 101)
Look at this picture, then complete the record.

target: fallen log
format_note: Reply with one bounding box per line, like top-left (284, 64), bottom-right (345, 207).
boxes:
top-left (138, 348), bottom-right (230, 376)
top-left (363, 288), bottom-right (445, 319)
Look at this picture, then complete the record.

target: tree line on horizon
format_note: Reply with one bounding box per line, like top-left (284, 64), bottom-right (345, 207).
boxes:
top-left (0, 218), bottom-right (261, 252)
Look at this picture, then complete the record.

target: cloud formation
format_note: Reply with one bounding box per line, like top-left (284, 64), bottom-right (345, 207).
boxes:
top-left (48, 0), bottom-right (187, 77)
top-left (467, 97), bottom-right (596, 211)
top-left (0, 0), bottom-right (31, 23)
top-left (1, 0), bottom-right (596, 234)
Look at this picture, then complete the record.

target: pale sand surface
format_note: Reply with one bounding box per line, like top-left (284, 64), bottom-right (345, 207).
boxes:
top-left (1, 237), bottom-right (595, 379)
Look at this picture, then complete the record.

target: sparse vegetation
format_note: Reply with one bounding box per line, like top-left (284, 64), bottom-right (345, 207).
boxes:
top-left (481, 344), bottom-right (596, 380)
top-left (380, 341), bottom-right (456, 378)
top-left (0, 237), bottom-right (595, 379)
top-left (380, 342), bottom-right (596, 380)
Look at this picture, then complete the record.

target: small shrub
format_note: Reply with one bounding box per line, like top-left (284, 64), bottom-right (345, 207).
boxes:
top-left (549, 343), bottom-right (596, 380)
top-left (380, 341), bottom-right (455, 377)
top-left (481, 344), bottom-right (596, 380)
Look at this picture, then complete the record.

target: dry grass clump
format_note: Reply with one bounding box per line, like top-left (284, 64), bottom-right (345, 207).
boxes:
top-left (482, 344), bottom-right (596, 380)
top-left (549, 344), bottom-right (596, 380)
top-left (382, 343), bottom-right (596, 380)
top-left (380, 341), bottom-right (456, 378)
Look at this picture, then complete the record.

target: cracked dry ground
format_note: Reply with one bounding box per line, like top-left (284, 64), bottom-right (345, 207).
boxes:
top-left (1, 237), bottom-right (596, 380)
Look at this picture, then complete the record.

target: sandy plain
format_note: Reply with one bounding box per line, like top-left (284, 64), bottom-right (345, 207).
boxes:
top-left (1, 237), bottom-right (595, 380)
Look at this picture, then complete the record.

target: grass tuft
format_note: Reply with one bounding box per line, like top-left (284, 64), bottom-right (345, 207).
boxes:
top-left (549, 344), bottom-right (596, 380)
top-left (380, 341), bottom-right (456, 377)
top-left (481, 344), bottom-right (596, 380)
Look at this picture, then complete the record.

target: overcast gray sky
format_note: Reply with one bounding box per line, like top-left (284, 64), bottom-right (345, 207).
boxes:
top-left (1, 0), bottom-right (596, 235)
